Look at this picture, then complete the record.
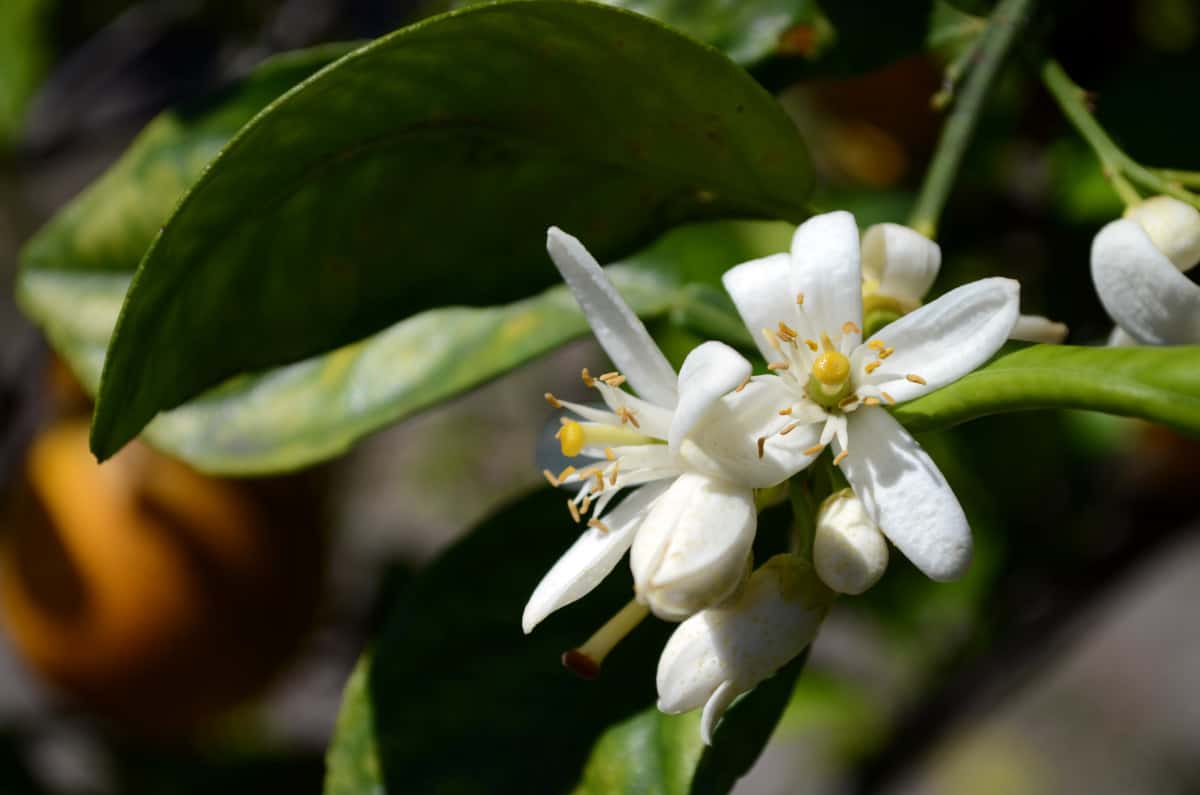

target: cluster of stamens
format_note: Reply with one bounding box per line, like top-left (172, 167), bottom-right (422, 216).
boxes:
top-left (542, 368), bottom-right (665, 531)
top-left (752, 292), bottom-right (926, 466)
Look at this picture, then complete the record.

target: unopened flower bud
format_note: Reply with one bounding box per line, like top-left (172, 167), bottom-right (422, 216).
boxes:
top-left (656, 554), bottom-right (832, 744)
top-left (814, 489), bottom-right (888, 595)
top-left (861, 223), bottom-right (941, 310)
top-left (630, 473), bottom-right (755, 621)
top-left (1123, 196), bottom-right (1200, 272)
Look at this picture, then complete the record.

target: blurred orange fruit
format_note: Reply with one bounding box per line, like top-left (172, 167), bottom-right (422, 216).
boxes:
top-left (0, 420), bottom-right (324, 733)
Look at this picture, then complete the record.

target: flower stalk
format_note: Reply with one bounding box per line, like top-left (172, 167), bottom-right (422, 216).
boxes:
top-left (907, 0), bottom-right (1036, 239)
top-left (1042, 59), bottom-right (1200, 211)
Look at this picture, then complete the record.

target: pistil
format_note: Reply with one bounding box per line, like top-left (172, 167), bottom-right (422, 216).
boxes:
top-left (561, 599), bottom-right (650, 679)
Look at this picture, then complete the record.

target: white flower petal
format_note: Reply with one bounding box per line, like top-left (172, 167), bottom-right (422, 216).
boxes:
top-left (790, 211), bottom-right (863, 347)
top-left (593, 382), bottom-right (673, 440)
top-left (521, 479), bottom-right (672, 633)
top-left (861, 223), bottom-right (941, 305)
top-left (721, 253), bottom-right (799, 361)
top-left (630, 473), bottom-right (756, 621)
top-left (655, 554), bottom-right (829, 725)
top-left (677, 376), bottom-right (822, 488)
top-left (700, 681), bottom-right (737, 746)
top-left (1123, 195), bottom-right (1200, 271)
top-left (838, 408), bottom-right (971, 581)
top-left (854, 277), bottom-right (1019, 404)
top-left (547, 227), bottom-right (678, 406)
top-left (1090, 218), bottom-right (1200, 345)
top-left (1009, 313), bottom-right (1068, 344)
top-left (670, 341), bottom-right (752, 454)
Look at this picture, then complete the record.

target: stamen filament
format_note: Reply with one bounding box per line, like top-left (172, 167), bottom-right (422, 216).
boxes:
top-left (562, 600), bottom-right (650, 680)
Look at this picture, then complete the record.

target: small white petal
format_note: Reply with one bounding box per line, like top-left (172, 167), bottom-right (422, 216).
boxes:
top-left (861, 223), bottom-right (941, 305)
top-left (1091, 218), bottom-right (1200, 345)
top-left (656, 554), bottom-right (830, 721)
top-left (630, 473), bottom-right (756, 621)
top-left (1009, 314), bottom-right (1069, 344)
top-left (547, 228), bottom-right (678, 406)
top-left (670, 341), bottom-right (752, 454)
top-left (1107, 326), bottom-right (1139, 347)
top-left (522, 480), bottom-right (671, 633)
top-left (1123, 195), bottom-right (1200, 271)
top-left (700, 681), bottom-right (737, 746)
top-left (791, 211), bottom-right (864, 347)
top-left (838, 408), bottom-right (971, 581)
top-left (678, 376), bottom-right (822, 488)
top-left (854, 277), bottom-right (1019, 404)
top-left (814, 489), bottom-right (889, 595)
top-left (722, 253), bottom-right (801, 361)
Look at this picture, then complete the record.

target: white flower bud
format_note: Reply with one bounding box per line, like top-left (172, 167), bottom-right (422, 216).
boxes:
top-left (813, 489), bottom-right (888, 595)
top-left (630, 472), bottom-right (755, 621)
top-left (861, 222), bottom-right (941, 308)
top-left (1124, 195), bottom-right (1200, 272)
top-left (656, 554), bottom-right (832, 745)
top-left (1009, 314), bottom-right (1069, 344)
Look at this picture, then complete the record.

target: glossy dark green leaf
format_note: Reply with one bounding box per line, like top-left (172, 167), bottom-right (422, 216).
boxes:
top-left (894, 343), bottom-right (1200, 437)
top-left (19, 219), bottom-right (789, 473)
top-left (0, 0), bottom-right (51, 142)
top-left (87, 0), bottom-right (814, 461)
top-left (442, 0), bottom-right (814, 67)
top-left (324, 488), bottom-right (674, 795)
top-left (574, 652), bottom-right (808, 794)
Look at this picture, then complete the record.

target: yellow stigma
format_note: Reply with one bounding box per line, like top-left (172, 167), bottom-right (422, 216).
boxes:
top-left (812, 350), bottom-right (850, 386)
top-left (559, 421), bottom-right (586, 457)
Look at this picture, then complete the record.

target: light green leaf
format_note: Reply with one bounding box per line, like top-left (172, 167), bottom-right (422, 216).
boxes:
top-left (85, 0), bottom-right (814, 461)
top-left (324, 488), bottom-right (674, 795)
top-left (895, 343), bottom-right (1200, 437)
top-left (574, 652), bottom-right (808, 795)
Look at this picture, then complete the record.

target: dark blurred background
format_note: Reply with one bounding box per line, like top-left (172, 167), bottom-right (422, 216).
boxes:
top-left (1, 0), bottom-right (1199, 793)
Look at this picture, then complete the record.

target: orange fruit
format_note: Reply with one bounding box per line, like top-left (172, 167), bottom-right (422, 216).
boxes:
top-left (0, 420), bottom-right (324, 733)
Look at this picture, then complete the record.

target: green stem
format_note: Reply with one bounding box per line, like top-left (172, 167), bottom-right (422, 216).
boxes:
top-left (1154, 169), bottom-right (1200, 188)
top-left (1041, 59), bottom-right (1200, 210)
top-left (907, 0), bottom-right (1035, 239)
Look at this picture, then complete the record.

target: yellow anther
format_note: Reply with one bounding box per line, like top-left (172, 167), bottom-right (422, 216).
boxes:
top-left (768, 361), bottom-right (790, 371)
top-left (735, 375), bottom-right (751, 393)
top-left (778, 407), bottom-right (793, 416)
top-left (812, 350), bottom-right (850, 386)
top-left (796, 291), bottom-right (805, 305)
top-left (842, 321), bottom-right (861, 335)
top-left (557, 465), bottom-right (577, 482)
top-left (878, 347), bottom-right (895, 359)
top-left (599, 371), bottom-right (619, 381)
top-left (820, 332), bottom-right (836, 352)
top-left (609, 463), bottom-right (619, 486)
top-left (544, 392), bottom-right (562, 408)
top-left (567, 499), bottom-right (581, 523)
top-left (543, 469), bottom-right (559, 487)
top-left (881, 391), bottom-right (896, 404)
top-left (779, 422), bottom-right (800, 435)
top-left (778, 321), bottom-right (798, 339)
top-left (865, 361), bottom-right (882, 374)
top-left (804, 339), bottom-right (819, 352)
top-left (757, 437), bottom-right (766, 459)
top-left (833, 450), bottom-right (849, 466)
top-left (587, 518), bottom-right (611, 534)
top-left (604, 447), bottom-right (615, 460)
top-left (838, 394), bottom-right (858, 409)
top-left (906, 373), bottom-right (927, 385)
top-left (617, 407), bottom-right (640, 428)
top-left (868, 340), bottom-right (885, 351)
top-left (803, 444), bottom-right (824, 456)
top-left (581, 368), bottom-right (596, 387)
top-left (863, 397), bottom-right (881, 406)
top-left (560, 421), bottom-right (586, 457)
